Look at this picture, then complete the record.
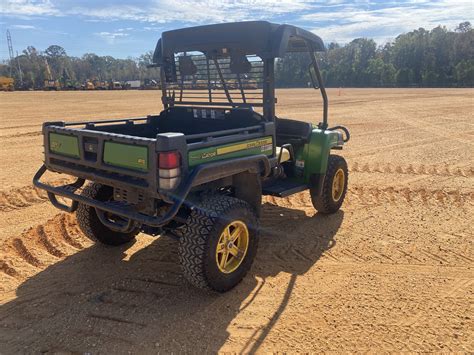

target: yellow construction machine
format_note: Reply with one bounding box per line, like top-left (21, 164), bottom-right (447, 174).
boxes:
top-left (43, 58), bottom-right (61, 90)
top-left (0, 76), bottom-right (14, 91)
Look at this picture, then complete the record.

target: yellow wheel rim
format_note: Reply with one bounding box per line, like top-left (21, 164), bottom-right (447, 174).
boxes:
top-left (332, 168), bottom-right (345, 202)
top-left (215, 220), bottom-right (249, 274)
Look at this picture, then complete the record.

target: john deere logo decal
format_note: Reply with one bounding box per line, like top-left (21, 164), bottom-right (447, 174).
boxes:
top-left (189, 136), bottom-right (273, 167)
top-left (201, 151), bottom-right (217, 159)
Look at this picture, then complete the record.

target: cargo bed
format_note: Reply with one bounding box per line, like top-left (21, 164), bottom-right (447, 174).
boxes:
top-left (40, 107), bottom-right (275, 197)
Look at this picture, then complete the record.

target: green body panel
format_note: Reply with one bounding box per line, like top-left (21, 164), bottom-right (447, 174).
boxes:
top-left (49, 133), bottom-right (80, 158)
top-left (188, 136), bottom-right (273, 167)
top-left (103, 142), bottom-right (149, 171)
top-left (294, 129), bottom-right (341, 183)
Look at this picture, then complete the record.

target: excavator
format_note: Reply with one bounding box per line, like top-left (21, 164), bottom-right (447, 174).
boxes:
top-left (43, 58), bottom-right (61, 91)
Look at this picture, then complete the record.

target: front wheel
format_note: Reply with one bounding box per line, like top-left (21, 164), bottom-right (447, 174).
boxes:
top-left (179, 195), bottom-right (259, 292)
top-left (310, 155), bottom-right (348, 214)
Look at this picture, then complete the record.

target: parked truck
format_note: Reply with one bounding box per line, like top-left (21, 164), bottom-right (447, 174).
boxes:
top-left (125, 80), bottom-right (141, 89)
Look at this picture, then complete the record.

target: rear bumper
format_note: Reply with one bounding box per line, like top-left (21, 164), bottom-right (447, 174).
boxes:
top-left (33, 164), bottom-right (180, 228)
top-left (33, 154), bottom-right (271, 229)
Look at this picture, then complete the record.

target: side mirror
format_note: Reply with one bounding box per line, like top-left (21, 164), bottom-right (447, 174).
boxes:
top-left (308, 64), bottom-right (320, 90)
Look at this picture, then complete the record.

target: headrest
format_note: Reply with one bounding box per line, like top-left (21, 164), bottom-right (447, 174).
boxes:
top-left (179, 56), bottom-right (197, 76)
top-left (230, 55), bottom-right (251, 74)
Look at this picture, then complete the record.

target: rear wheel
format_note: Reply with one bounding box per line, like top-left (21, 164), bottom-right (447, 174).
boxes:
top-left (179, 195), bottom-right (259, 292)
top-left (311, 155), bottom-right (348, 214)
top-left (76, 183), bottom-right (138, 246)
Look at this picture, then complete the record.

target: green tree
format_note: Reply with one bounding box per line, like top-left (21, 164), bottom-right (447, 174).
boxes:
top-left (455, 60), bottom-right (474, 86)
top-left (396, 68), bottom-right (414, 87)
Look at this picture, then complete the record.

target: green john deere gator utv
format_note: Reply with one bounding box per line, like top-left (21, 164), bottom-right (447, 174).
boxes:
top-left (34, 21), bottom-right (350, 292)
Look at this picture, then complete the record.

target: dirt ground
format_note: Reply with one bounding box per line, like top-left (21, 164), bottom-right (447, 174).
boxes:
top-left (0, 88), bottom-right (472, 353)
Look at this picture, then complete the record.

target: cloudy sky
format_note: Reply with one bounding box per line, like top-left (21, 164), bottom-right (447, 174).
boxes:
top-left (1, 0), bottom-right (472, 59)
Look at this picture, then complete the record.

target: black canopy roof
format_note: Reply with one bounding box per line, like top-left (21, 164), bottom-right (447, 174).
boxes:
top-left (153, 21), bottom-right (325, 65)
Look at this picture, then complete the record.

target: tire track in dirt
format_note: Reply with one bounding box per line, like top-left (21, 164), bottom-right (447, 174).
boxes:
top-left (347, 136), bottom-right (452, 158)
top-left (0, 123), bottom-right (42, 131)
top-left (354, 126), bottom-right (411, 138)
top-left (1, 131), bottom-right (42, 139)
top-left (262, 185), bottom-right (473, 215)
top-left (0, 213), bottom-right (91, 293)
top-left (397, 278), bottom-right (474, 328)
top-left (257, 228), bottom-right (473, 272)
top-left (396, 112), bottom-right (474, 145)
top-left (260, 184), bottom-right (472, 267)
top-left (0, 186), bottom-right (48, 212)
top-left (345, 229), bottom-right (473, 267)
top-left (350, 162), bottom-right (473, 177)
top-left (0, 179), bottom-right (73, 212)
top-left (347, 186), bottom-right (473, 206)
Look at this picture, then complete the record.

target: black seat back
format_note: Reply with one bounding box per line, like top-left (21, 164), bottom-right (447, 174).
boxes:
top-left (157, 107), bottom-right (263, 136)
top-left (275, 118), bottom-right (312, 146)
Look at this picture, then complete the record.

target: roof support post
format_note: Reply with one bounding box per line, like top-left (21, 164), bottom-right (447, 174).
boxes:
top-left (160, 66), bottom-right (169, 109)
top-left (262, 58), bottom-right (275, 121)
top-left (206, 57), bottom-right (212, 102)
top-left (308, 45), bottom-right (328, 130)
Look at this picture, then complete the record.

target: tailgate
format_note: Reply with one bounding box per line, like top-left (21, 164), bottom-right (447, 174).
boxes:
top-left (44, 122), bottom-right (157, 192)
top-left (102, 141), bottom-right (148, 171)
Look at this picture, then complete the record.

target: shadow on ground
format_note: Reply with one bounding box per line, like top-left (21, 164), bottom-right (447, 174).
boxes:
top-left (0, 203), bottom-right (344, 353)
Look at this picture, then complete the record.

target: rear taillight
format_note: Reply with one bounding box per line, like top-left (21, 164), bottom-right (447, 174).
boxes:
top-left (158, 151), bottom-right (181, 190)
top-left (159, 151), bottom-right (180, 169)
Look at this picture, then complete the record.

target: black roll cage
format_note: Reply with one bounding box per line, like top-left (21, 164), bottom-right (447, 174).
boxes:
top-left (152, 21), bottom-right (329, 130)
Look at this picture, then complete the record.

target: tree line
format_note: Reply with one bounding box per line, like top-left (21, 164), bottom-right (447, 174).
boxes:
top-left (1, 21), bottom-right (473, 89)
top-left (0, 46), bottom-right (161, 89)
top-left (277, 21), bottom-right (473, 87)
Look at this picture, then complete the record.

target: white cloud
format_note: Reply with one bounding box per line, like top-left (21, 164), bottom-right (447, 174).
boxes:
top-left (2, 0), bottom-right (472, 45)
top-left (2, 0), bottom-right (59, 17)
top-left (143, 26), bottom-right (162, 31)
top-left (304, 0), bottom-right (473, 44)
top-left (96, 31), bottom-right (130, 44)
top-left (11, 24), bottom-right (36, 29)
top-left (59, 0), bottom-right (314, 24)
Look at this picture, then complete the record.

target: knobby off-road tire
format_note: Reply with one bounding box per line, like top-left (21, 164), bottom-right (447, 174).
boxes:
top-left (76, 183), bottom-right (138, 246)
top-left (311, 155), bottom-right (348, 214)
top-left (179, 195), bottom-right (259, 292)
